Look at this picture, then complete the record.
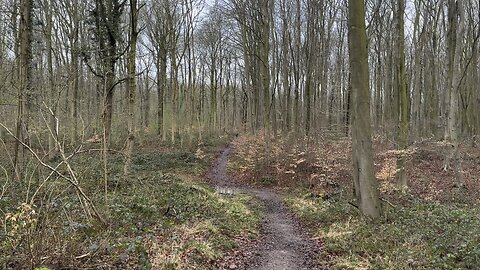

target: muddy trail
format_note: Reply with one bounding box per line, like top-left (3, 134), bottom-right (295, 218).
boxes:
top-left (210, 146), bottom-right (324, 270)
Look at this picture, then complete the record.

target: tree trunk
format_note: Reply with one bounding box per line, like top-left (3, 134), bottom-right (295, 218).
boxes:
top-left (395, 0), bottom-right (409, 189)
top-left (304, 0), bottom-right (315, 137)
top-left (124, 0), bottom-right (139, 176)
top-left (444, 0), bottom-right (465, 187)
top-left (71, 0), bottom-right (80, 144)
top-left (411, 2), bottom-right (422, 140)
top-left (156, 52), bottom-right (167, 139)
top-left (13, 0), bottom-right (33, 180)
top-left (261, 0), bottom-right (272, 161)
top-left (44, 0), bottom-right (56, 160)
top-left (94, 0), bottom-right (122, 146)
top-left (144, 70), bottom-right (151, 128)
top-left (348, 0), bottom-right (382, 219)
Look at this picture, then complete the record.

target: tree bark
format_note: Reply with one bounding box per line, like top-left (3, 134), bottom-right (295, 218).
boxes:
top-left (13, 0), bottom-right (33, 180)
top-left (395, 0), bottom-right (409, 189)
top-left (261, 0), bottom-right (272, 161)
top-left (71, 0), bottom-right (80, 144)
top-left (444, 0), bottom-right (465, 187)
top-left (124, 0), bottom-right (139, 176)
top-left (348, 0), bottom-right (382, 219)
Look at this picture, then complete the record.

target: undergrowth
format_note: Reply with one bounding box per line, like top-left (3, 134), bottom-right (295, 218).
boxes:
top-left (1, 139), bottom-right (259, 269)
top-left (285, 191), bottom-right (480, 269)
top-left (108, 173), bottom-right (258, 269)
top-left (144, 179), bottom-right (258, 269)
top-left (228, 133), bottom-right (480, 269)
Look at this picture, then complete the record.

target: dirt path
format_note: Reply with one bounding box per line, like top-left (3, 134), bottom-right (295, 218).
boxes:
top-left (210, 146), bottom-right (323, 270)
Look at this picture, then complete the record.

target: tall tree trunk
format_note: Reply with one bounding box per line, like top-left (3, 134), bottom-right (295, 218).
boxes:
top-left (44, 0), bottom-right (56, 159)
top-left (71, 0), bottom-right (80, 144)
top-left (395, 0), bottom-right (409, 189)
top-left (293, 0), bottom-right (301, 136)
top-left (444, 0), bottom-right (465, 187)
top-left (411, 1), bottom-right (422, 140)
top-left (304, 0), bottom-right (315, 137)
top-left (384, 28), bottom-right (394, 138)
top-left (261, 0), bottom-right (272, 161)
top-left (428, 6), bottom-right (441, 137)
top-left (281, 18), bottom-right (291, 132)
top-left (156, 51), bottom-right (167, 139)
top-left (13, 0), bottom-right (33, 180)
top-left (94, 0), bottom-right (122, 146)
top-left (124, 0), bottom-right (139, 176)
top-left (348, 0), bottom-right (382, 219)
top-left (279, 1), bottom-right (291, 132)
top-left (171, 48), bottom-right (178, 144)
top-left (476, 2), bottom-right (480, 135)
top-left (209, 53), bottom-right (217, 135)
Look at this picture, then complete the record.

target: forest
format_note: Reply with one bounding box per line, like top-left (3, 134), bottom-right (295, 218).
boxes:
top-left (0, 0), bottom-right (479, 269)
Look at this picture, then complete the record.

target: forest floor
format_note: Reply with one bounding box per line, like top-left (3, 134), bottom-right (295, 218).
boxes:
top-left (1, 136), bottom-right (262, 269)
top-left (227, 133), bottom-right (480, 269)
top-left (2, 133), bottom-right (480, 269)
top-left (210, 146), bottom-right (324, 270)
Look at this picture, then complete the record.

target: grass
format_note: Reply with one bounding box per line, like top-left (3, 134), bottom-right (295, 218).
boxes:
top-left (285, 190), bottom-right (480, 269)
top-left (0, 139), bottom-right (259, 269)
